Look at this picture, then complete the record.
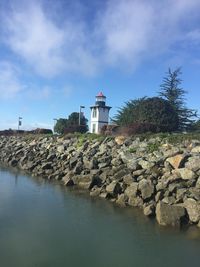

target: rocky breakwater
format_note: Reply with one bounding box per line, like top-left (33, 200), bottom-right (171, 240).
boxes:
top-left (0, 134), bottom-right (200, 228)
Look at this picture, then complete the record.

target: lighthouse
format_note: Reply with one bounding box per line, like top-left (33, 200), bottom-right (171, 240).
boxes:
top-left (90, 92), bottom-right (111, 134)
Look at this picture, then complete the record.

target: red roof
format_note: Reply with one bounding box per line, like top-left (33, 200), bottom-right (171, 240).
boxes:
top-left (97, 92), bottom-right (105, 97)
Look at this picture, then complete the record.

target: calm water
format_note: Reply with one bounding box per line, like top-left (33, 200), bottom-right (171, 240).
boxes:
top-left (0, 168), bottom-right (200, 267)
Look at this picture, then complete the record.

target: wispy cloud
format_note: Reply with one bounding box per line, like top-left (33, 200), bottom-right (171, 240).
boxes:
top-left (1, 0), bottom-right (200, 77)
top-left (0, 61), bottom-right (24, 98)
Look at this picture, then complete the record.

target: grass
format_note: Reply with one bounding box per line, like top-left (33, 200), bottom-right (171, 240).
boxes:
top-left (130, 132), bottom-right (200, 144)
top-left (76, 133), bottom-right (106, 148)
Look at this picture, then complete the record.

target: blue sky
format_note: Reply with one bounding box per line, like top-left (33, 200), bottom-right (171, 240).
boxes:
top-left (0, 0), bottom-right (200, 130)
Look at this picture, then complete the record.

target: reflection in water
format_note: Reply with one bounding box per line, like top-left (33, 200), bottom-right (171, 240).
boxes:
top-left (0, 168), bottom-right (200, 267)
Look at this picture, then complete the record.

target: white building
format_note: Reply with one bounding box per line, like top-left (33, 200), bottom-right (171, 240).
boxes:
top-left (90, 92), bottom-right (111, 134)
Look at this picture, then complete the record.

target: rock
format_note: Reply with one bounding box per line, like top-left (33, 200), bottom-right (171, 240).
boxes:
top-left (191, 146), bottom-right (200, 153)
top-left (162, 196), bottom-right (176, 205)
top-left (143, 204), bottom-right (155, 216)
top-left (188, 188), bottom-right (200, 201)
top-left (185, 156), bottom-right (200, 171)
top-left (124, 182), bottom-right (138, 198)
top-left (123, 174), bottom-right (135, 185)
top-left (115, 136), bottom-right (126, 145)
top-left (138, 179), bottom-right (154, 200)
top-left (119, 151), bottom-right (139, 170)
top-left (57, 145), bottom-right (66, 153)
top-left (64, 178), bottom-right (74, 186)
top-left (41, 162), bottom-right (52, 170)
top-left (196, 177), bottom-right (200, 188)
top-left (77, 175), bottom-right (92, 189)
top-left (132, 169), bottom-right (145, 179)
top-left (90, 187), bottom-right (101, 197)
top-left (73, 162), bottom-right (83, 174)
top-left (9, 159), bottom-right (18, 167)
top-left (178, 168), bottom-right (196, 180)
top-left (113, 168), bottom-right (130, 181)
top-left (176, 188), bottom-right (187, 201)
top-left (138, 160), bottom-right (155, 169)
top-left (155, 191), bottom-right (163, 202)
top-left (69, 157), bottom-right (78, 169)
top-left (116, 194), bottom-right (127, 207)
top-left (106, 181), bottom-right (121, 196)
top-left (166, 154), bottom-right (186, 169)
top-left (128, 196), bottom-right (143, 207)
top-left (184, 198), bottom-right (200, 223)
top-left (156, 201), bottom-right (186, 227)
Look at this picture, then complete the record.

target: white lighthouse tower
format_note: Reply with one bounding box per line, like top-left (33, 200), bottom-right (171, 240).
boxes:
top-left (90, 92), bottom-right (111, 134)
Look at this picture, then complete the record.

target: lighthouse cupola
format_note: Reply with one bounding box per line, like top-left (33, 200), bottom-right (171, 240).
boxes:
top-left (90, 91), bottom-right (112, 134)
top-left (95, 92), bottom-right (106, 107)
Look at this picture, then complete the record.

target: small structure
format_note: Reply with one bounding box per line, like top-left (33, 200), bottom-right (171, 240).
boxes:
top-left (90, 92), bottom-right (111, 134)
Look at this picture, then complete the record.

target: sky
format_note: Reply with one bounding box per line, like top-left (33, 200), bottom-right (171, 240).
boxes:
top-left (0, 0), bottom-right (200, 130)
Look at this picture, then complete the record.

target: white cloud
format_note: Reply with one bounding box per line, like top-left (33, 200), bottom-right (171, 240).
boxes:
top-left (1, 0), bottom-right (200, 77)
top-left (0, 61), bottom-right (24, 98)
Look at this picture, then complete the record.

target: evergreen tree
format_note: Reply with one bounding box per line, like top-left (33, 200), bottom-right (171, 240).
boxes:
top-left (114, 97), bottom-right (179, 132)
top-left (158, 68), bottom-right (197, 130)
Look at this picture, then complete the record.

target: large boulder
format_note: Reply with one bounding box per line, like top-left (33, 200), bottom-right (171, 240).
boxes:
top-left (156, 201), bottom-right (186, 227)
top-left (184, 198), bottom-right (200, 223)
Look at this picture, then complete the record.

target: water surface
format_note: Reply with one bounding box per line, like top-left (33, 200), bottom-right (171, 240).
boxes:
top-left (0, 168), bottom-right (200, 267)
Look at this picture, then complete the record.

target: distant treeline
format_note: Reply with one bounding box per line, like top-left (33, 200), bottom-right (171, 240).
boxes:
top-left (0, 128), bottom-right (53, 136)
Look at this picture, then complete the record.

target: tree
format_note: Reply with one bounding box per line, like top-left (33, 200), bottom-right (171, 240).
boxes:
top-left (54, 118), bottom-right (68, 134)
top-left (114, 97), bottom-right (179, 132)
top-left (158, 68), bottom-right (197, 130)
top-left (54, 112), bottom-right (88, 134)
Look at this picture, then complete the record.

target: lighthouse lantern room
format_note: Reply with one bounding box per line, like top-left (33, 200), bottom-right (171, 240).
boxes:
top-left (90, 92), bottom-right (111, 134)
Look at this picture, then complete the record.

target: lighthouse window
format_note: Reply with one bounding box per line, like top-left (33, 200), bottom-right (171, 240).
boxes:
top-left (93, 108), bottom-right (97, 118)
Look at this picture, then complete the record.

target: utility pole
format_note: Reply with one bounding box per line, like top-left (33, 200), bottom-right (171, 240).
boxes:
top-left (18, 117), bottom-right (22, 131)
top-left (79, 106), bottom-right (85, 125)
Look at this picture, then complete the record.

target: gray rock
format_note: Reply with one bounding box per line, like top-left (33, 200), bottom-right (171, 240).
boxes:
top-left (123, 174), bottom-right (135, 185)
top-left (138, 160), bottom-right (155, 169)
top-left (57, 145), bottom-right (66, 153)
top-left (156, 201), bottom-right (186, 227)
top-left (116, 194), bottom-right (127, 207)
top-left (191, 146), bottom-right (200, 153)
top-left (69, 157), bottom-right (78, 169)
top-left (178, 168), bottom-right (196, 180)
top-left (113, 168), bottom-right (130, 181)
top-left (184, 198), bottom-right (200, 223)
top-left (124, 182), bottom-right (138, 198)
top-left (41, 162), bottom-right (52, 170)
top-left (138, 179), bottom-right (154, 200)
top-left (128, 196), bottom-right (143, 207)
top-left (162, 196), bottom-right (176, 205)
top-left (106, 181), bottom-right (121, 196)
top-left (185, 156), bottom-right (200, 171)
top-left (90, 187), bottom-right (101, 197)
top-left (143, 204), bottom-right (155, 216)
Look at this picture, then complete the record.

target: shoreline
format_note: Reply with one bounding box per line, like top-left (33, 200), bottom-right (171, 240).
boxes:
top-left (0, 134), bottom-right (200, 228)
